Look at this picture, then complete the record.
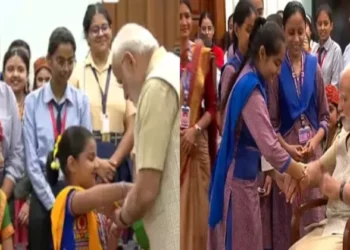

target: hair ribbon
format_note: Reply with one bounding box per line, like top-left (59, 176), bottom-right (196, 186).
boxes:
top-left (51, 135), bottom-right (62, 170)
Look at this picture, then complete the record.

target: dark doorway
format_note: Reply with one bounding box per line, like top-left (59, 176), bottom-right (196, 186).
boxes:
top-left (312, 0), bottom-right (350, 52)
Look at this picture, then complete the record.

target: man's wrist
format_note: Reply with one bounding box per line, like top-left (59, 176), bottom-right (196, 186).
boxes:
top-left (340, 182), bottom-right (346, 202)
top-left (296, 165), bottom-right (307, 181)
top-left (118, 209), bottom-right (131, 228)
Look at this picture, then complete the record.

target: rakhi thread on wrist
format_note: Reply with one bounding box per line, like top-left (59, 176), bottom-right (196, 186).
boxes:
top-left (120, 181), bottom-right (126, 198)
top-left (113, 202), bottom-right (131, 227)
top-left (113, 199), bottom-right (150, 248)
top-left (297, 167), bottom-right (308, 182)
top-left (119, 209), bottom-right (129, 227)
top-left (295, 170), bottom-right (307, 207)
top-left (340, 182), bottom-right (346, 202)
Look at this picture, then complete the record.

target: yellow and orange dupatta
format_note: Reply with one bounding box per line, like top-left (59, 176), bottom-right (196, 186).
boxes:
top-left (51, 186), bottom-right (102, 250)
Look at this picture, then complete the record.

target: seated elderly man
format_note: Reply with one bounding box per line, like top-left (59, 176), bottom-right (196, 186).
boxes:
top-left (290, 66), bottom-right (350, 250)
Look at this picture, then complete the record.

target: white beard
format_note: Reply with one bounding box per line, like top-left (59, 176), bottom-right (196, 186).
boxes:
top-left (343, 116), bottom-right (350, 132)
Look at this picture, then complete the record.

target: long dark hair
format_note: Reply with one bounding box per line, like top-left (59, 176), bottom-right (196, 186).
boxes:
top-left (48, 27), bottom-right (76, 57)
top-left (2, 48), bottom-right (30, 94)
top-left (2, 48), bottom-right (30, 74)
top-left (224, 14), bottom-right (234, 51)
top-left (315, 3), bottom-right (333, 23)
top-left (220, 17), bottom-right (285, 112)
top-left (306, 14), bottom-right (317, 42)
top-left (8, 39), bottom-right (31, 59)
top-left (231, 0), bottom-right (257, 53)
top-left (198, 12), bottom-right (215, 46)
top-left (282, 1), bottom-right (306, 27)
top-left (46, 126), bottom-right (94, 186)
top-left (180, 0), bottom-right (192, 13)
top-left (266, 13), bottom-right (283, 28)
top-left (83, 3), bottom-right (112, 38)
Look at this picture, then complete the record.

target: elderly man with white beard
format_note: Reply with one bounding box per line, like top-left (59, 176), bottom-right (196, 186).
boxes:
top-left (289, 65), bottom-right (350, 250)
top-left (108, 23), bottom-right (180, 250)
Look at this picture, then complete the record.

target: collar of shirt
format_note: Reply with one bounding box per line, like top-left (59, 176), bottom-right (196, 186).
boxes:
top-left (146, 47), bottom-right (167, 76)
top-left (322, 36), bottom-right (332, 51)
top-left (84, 51), bottom-right (112, 73)
top-left (42, 82), bottom-right (74, 104)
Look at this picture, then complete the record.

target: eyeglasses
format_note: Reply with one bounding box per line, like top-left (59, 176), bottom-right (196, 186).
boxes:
top-left (90, 24), bottom-right (110, 37)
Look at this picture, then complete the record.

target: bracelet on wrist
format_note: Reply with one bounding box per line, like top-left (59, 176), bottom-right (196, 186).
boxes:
top-left (120, 181), bottom-right (126, 198)
top-left (297, 166), bottom-right (308, 182)
top-left (119, 210), bottom-right (129, 227)
top-left (340, 182), bottom-right (346, 202)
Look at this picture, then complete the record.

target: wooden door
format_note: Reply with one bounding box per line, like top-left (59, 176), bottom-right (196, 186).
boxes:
top-left (103, 0), bottom-right (179, 52)
top-left (189, 0), bottom-right (226, 46)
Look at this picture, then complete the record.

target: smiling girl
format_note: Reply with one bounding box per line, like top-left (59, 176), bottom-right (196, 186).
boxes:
top-left (312, 4), bottom-right (343, 86)
top-left (48, 126), bottom-right (133, 250)
top-left (267, 2), bottom-right (329, 249)
top-left (219, 0), bottom-right (257, 111)
top-left (208, 16), bottom-right (309, 250)
top-left (2, 48), bottom-right (29, 119)
top-left (33, 57), bottom-right (52, 90)
top-left (2, 48), bottom-right (31, 249)
top-left (69, 3), bottom-right (135, 196)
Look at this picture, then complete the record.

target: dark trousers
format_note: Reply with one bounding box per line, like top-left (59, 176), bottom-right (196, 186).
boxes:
top-left (28, 181), bottom-right (65, 250)
top-left (28, 192), bottom-right (51, 250)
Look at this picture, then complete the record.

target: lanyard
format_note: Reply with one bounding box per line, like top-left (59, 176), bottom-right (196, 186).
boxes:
top-left (49, 102), bottom-right (68, 139)
top-left (317, 48), bottom-right (327, 67)
top-left (235, 50), bottom-right (243, 63)
top-left (286, 51), bottom-right (305, 96)
top-left (286, 51), bottom-right (308, 126)
top-left (91, 66), bottom-right (112, 115)
top-left (181, 45), bottom-right (193, 106)
top-left (181, 66), bottom-right (192, 106)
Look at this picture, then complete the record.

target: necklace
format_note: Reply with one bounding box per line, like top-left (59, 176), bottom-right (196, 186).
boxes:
top-left (17, 99), bottom-right (25, 120)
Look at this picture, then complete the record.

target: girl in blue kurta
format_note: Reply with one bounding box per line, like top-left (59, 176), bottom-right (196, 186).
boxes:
top-left (207, 17), bottom-right (309, 250)
top-left (218, 1), bottom-right (257, 133)
top-left (219, 0), bottom-right (257, 107)
top-left (264, 2), bottom-right (330, 250)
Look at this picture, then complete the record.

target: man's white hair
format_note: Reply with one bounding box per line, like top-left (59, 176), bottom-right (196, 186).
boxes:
top-left (112, 23), bottom-right (159, 64)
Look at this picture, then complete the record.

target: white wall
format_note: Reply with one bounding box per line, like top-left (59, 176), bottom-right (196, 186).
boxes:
top-left (0, 0), bottom-right (102, 86)
top-left (225, 0), bottom-right (312, 30)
